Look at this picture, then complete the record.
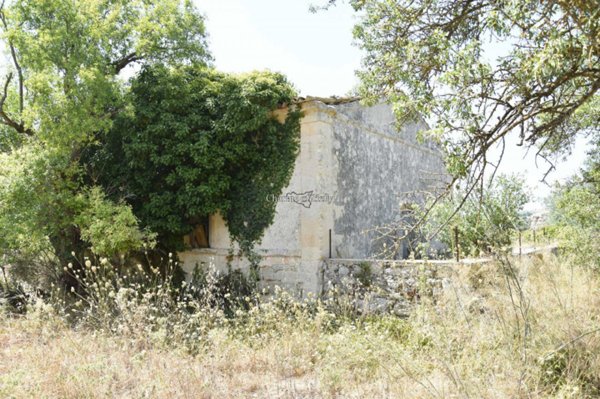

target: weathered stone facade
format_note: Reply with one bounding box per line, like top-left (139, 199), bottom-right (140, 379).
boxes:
top-left (178, 98), bottom-right (448, 295)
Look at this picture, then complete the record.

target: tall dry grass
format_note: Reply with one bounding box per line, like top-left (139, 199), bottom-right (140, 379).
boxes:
top-left (1, 254), bottom-right (599, 398)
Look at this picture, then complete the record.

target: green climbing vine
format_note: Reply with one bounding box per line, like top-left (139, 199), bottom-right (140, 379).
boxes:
top-left (87, 64), bottom-right (302, 263)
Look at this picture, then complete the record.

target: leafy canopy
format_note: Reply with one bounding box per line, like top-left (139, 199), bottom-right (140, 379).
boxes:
top-left (549, 136), bottom-right (600, 269)
top-left (323, 0), bottom-right (599, 189)
top-left (0, 0), bottom-right (209, 149)
top-left (0, 0), bottom-right (211, 284)
top-left (1, 0), bottom-right (300, 285)
top-left (391, 174), bottom-right (530, 258)
top-left (0, 145), bottom-right (151, 285)
top-left (88, 65), bottom-right (301, 253)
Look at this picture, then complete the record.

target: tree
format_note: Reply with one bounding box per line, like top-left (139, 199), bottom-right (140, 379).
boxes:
top-left (315, 0), bottom-right (598, 246)
top-left (318, 0), bottom-right (598, 193)
top-left (0, 0), bottom-right (210, 286)
top-left (380, 174), bottom-right (529, 258)
top-left (549, 137), bottom-right (600, 269)
top-left (0, 147), bottom-right (151, 286)
top-left (87, 65), bottom-right (301, 257)
top-left (0, 1), bottom-right (301, 290)
top-left (0, 0), bottom-right (209, 149)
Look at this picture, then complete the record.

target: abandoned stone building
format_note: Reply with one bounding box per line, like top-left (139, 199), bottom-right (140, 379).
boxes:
top-left (178, 97), bottom-right (448, 295)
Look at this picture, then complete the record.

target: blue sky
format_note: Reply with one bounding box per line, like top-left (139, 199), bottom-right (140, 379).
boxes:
top-left (198, 0), bottom-right (591, 208)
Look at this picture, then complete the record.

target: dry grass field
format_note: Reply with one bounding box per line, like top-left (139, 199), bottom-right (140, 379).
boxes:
top-left (1, 255), bottom-right (599, 398)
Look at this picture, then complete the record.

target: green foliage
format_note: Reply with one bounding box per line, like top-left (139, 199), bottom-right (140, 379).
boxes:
top-left (89, 65), bottom-right (301, 255)
top-left (0, 0), bottom-right (210, 287)
top-left (412, 174), bottom-right (530, 257)
top-left (549, 139), bottom-right (600, 269)
top-left (0, 145), bottom-right (150, 287)
top-left (343, 0), bottom-right (599, 188)
top-left (0, 145), bottom-right (76, 284)
top-left (76, 187), bottom-right (155, 257)
top-left (1, 0), bottom-right (210, 149)
top-left (0, 0), bottom-right (299, 288)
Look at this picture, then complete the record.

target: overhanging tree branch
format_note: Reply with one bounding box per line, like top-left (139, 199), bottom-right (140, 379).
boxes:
top-left (0, 1), bottom-right (31, 136)
top-left (0, 72), bottom-right (32, 135)
top-left (112, 52), bottom-right (142, 74)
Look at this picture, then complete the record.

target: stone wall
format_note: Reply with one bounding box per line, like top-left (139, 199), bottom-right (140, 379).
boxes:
top-left (322, 258), bottom-right (487, 317)
top-left (329, 101), bottom-right (448, 259)
top-left (178, 99), bottom-right (449, 296)
top-left (178, 101), bottom-right (333, 295)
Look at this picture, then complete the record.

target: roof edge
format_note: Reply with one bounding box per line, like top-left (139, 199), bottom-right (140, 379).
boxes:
top-left (278, 96), bottom-right (362, 108)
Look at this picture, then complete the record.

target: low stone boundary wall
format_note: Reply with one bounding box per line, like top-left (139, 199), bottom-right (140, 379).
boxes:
top-left (322, 258), bottom-right (492, 316)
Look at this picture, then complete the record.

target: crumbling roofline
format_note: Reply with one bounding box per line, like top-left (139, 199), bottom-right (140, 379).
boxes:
top-left (277, 96), bottom-right (362, 108)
